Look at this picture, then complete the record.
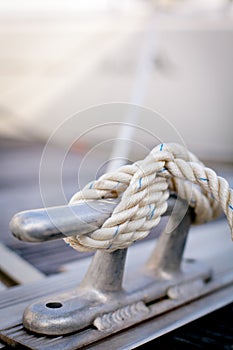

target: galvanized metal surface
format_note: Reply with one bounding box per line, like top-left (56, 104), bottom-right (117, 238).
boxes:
top-left (10, 199), bottom-right (119, 243)
top-left (9, 194), bottom-right (182, 340)
top-left (10, 197), bottom-right (177, 243)
top-left (10, 192), bottom-right (191, 341)
top-left (21, 198), bottom-right (195, 336)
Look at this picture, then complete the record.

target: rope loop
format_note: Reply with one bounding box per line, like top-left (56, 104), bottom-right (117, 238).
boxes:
top-left (64, 143), bottom-right (233, 252)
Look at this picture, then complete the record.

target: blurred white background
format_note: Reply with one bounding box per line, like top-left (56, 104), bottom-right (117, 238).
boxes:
top-left (0, 0), bottom-right (232, 162)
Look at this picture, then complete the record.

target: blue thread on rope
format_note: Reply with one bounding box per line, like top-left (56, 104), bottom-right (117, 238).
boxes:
top-left (107, 225), bottom-right (120, 250)
top-left (138, 177), bottom-right (142, 190)
top-left (149, 207), bottom-right (156, 220)
top-left (199, 177), bottom-right (209, 182)
top-left (160, 143), bottom-right (164, 151)
top-left (113, 225), bottom-right (120, 238)
top-left (158, 167), bottom-right (167, 173)
top-left (229, 204), bottom-right (233, 211)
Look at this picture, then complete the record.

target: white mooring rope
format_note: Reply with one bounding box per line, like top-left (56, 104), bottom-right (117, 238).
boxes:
top-left (64, 143), bottom-right (233, 252)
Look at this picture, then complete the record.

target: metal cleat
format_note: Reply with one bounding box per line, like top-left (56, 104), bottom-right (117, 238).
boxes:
top-left (9, 195), bottom-right (213, 345)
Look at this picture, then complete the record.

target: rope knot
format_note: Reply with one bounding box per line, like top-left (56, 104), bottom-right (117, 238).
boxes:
top-left (64, 143), bottom-right (233, 252)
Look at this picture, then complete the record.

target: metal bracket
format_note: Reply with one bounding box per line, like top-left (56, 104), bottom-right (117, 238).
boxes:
top-left (10, 196), bottom-right (212, 338)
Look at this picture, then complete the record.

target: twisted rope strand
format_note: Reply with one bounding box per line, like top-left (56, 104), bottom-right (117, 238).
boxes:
top-left (65, 143), bottom-right (233, 252)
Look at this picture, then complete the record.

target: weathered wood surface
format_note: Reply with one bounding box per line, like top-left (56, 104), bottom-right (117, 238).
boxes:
top-left (0, 282), bottom-right (6, 291)
top-left (0, 138), bottom-right (94, 275)
top-left (0, 270), bottom-right (82, 350)
top-left (148, 301), bottom-right (233, 349)
top-left (0, 243), bottom-right (44, 286)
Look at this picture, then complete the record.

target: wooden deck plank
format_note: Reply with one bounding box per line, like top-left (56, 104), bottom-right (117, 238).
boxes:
top-left (0, 282), bottom-right (6, 291)
top-left (0, 242), bottom-right (45, 286)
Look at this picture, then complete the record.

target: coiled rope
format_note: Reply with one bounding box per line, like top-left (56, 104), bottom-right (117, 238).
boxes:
top-left (64, 143), bottom-right (233, 252)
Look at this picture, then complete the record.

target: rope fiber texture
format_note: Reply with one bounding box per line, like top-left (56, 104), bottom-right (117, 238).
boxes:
top-left (64, 143), bottom-right (233, 252)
